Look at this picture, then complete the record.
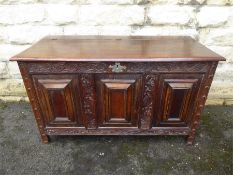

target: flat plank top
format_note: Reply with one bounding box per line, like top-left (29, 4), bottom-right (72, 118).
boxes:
top-left (11, 35), bottom-right (225, 62)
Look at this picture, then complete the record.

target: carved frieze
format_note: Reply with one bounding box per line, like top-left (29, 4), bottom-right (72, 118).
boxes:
top-left (28, 62), bottom-right (211, 74)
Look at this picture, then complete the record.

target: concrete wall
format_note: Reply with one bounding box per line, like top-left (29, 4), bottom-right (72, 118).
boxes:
top-left (0, 0), bottom-right (233, 104)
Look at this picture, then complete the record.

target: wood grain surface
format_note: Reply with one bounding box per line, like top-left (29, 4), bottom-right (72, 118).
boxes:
top-left (11, 36), bottom-right (225, 62)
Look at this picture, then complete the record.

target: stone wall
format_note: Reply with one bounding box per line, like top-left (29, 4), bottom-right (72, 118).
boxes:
top-left (0, 0), bottom-right (233, 104)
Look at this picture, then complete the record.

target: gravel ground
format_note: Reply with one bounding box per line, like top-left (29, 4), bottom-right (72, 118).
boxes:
top-left (0, 100), bottom-right (232, 175)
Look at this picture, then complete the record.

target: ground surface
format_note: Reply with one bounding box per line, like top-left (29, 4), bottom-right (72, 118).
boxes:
top-left (0, 101), bottom-right (232, 175)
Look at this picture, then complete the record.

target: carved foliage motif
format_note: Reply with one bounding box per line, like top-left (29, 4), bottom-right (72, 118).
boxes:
top-left (28, 62), bottom-right (211, 74)
top-left (29, 62), bottom-right (109, 73)
top-left (126, 62), bottom-right (210, 73)
top-left (80, 74), bottom-right (97, 129)
top-left (140, 74), bottom-right (157, 129)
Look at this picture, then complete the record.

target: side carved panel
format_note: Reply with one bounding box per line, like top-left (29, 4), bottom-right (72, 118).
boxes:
top-left (187, 62), bottom-right (218, 145)
top-left (140, 74), bottom-right (157, 129)
top-left (80, 74), bottom-right (97, 129)
top-left (18, 62), bottom-right (49, 143)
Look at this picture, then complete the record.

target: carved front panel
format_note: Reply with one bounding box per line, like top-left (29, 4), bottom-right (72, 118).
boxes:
top-left (32, 75), bottom-right (82, 127)
top-left (156, 74), bottom-right (203, 127)
top-left (96, 74), bottom-right (142, 127)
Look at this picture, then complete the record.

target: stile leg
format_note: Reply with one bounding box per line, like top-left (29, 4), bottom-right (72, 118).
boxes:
top-left (186, 134), bottom-right (195, 145)
top-left (41, 134), bottom-right (50, 144)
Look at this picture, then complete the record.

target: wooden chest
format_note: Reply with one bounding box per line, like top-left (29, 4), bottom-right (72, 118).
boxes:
top-left (10, 36), bottom-right (225, 145)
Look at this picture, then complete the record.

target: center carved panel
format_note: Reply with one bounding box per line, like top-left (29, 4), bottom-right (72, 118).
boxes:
top-left (96, 74), bottom-right (142, 127)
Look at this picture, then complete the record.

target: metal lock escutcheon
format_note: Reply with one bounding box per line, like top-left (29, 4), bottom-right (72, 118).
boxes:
top-left (109, 62), bottom-right (126, 73)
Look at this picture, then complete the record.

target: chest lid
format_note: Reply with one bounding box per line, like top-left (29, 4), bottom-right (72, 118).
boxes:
top-left (10, 35), bottom-right (225, 62)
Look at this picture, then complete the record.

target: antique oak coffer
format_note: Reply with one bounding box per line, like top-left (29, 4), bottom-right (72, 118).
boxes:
top-left (10, 36), bottom-right (225, 145)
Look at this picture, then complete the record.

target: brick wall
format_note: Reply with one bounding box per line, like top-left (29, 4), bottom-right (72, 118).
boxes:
top-left (0, 0), bottom-right (233, 104)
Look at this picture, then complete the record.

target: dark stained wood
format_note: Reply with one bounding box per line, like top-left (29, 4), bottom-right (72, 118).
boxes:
top-left (11, 36), bottom-right (225, 145)
top-left (10, 36), bottom-right (225, 62)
